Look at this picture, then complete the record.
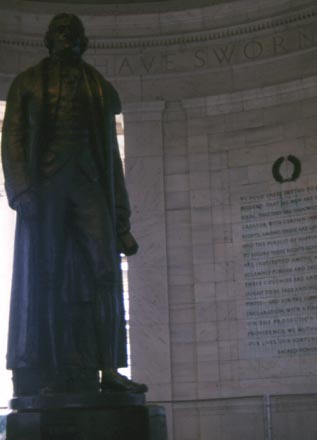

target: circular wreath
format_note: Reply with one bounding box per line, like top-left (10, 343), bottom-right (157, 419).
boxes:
top-left (272, 155), bottom-right (301, 183)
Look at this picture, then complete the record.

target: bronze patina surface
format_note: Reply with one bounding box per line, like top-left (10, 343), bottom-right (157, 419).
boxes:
top-left (2, 13), bottom-right (146, 396)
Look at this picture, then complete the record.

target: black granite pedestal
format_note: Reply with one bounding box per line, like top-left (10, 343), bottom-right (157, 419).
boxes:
top-left (6, 392), bottom-right (149, 440)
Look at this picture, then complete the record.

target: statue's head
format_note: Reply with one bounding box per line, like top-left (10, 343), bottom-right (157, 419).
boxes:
top-left (44, 13), bottom-right (88, 56)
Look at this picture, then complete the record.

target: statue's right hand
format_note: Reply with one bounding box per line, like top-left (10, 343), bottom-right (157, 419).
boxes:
top-left (14, 191), bottom-right (39, 219)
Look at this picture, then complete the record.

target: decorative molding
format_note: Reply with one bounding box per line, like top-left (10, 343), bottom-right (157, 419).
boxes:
top-left (122, 101), bottom-right (165, 121)
top-left (182, 75), bottom-right (317, 114)
top-left (0, 5), bottom-right (316, 50)
top-left (22, 0), bottom-right (231, 12)
top-left (14, 0), bottom-right (237, 15)
top-left (123, 101), bottom-right (165, 112)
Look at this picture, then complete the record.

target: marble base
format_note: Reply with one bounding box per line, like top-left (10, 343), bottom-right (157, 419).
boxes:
top-left (148, 405), bottom-right (168, 440)
top-left (6, 392), bottom-right (150, 440)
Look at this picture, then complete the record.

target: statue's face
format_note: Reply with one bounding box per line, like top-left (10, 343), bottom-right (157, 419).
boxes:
top-left (50, 16), bottom-right (81, 55)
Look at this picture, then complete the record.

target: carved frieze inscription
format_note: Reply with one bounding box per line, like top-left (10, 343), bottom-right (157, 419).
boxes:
top-left (0, 22), bottom-right (316, 78)
top-left (93, 25), bottom-right (317, 77)
top-left (240, 186), bottom-right (317, 356)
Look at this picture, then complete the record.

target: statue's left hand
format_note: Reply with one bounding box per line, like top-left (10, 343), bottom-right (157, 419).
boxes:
top-left (117, 232), bottom-right (139, 256)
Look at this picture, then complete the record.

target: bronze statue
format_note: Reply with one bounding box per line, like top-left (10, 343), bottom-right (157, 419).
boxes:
top-left (1, 13), bottom-right (147, 395)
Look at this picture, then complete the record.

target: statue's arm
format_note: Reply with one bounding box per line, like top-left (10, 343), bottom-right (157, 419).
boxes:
top-left (1, 75), bottom-right (31, 209)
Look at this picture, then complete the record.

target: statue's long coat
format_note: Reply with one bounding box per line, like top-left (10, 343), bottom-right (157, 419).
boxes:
top-left (1, 58), bottom-right (130, 370)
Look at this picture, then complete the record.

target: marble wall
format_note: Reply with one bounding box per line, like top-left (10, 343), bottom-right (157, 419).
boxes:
top-left (1, 0), bottom-right (317, 438)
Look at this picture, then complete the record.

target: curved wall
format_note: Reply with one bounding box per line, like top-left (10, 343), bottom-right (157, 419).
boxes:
top-left (0, 0), bottom-right (317, 99)
top-left (1, 1), bottom-right (317, 439)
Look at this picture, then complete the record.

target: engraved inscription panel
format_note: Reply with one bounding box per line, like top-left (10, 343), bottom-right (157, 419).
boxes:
top-left (240, 186), bottom-right (317, 356)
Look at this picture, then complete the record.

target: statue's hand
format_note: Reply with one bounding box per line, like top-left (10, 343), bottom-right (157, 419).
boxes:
top-left (14, 191), bottom-right (39, 219)
top-left (118, 231), bottom-right (139, 256)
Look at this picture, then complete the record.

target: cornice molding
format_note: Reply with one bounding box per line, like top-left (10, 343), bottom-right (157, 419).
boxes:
top-left (0, 4), bottom-right (316, 50)
top-left (182, 75), bottom-right (317, 114)
top-left (16, 0), bottom-right (234, 14)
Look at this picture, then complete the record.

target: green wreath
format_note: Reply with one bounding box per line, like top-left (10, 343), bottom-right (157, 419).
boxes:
top-left (272, 155), bottom-right (301, 183)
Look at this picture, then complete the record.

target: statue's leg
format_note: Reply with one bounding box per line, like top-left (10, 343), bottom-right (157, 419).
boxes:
top-left (40, 166), bottom-right (104, 393)
top-left (68, 169), bottom-right (148, 393)
top-left (68, 171), bottom-right (121, 370)
top-left (32, 168), bottom-right (70, 393)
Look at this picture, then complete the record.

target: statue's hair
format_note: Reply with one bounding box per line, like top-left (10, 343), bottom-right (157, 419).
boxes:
top-left (44, 13), bottom-right (88, 55)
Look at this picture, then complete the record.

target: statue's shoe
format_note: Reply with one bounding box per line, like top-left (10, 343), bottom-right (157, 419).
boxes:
top-left (101, 370), bottom-right (148, 393)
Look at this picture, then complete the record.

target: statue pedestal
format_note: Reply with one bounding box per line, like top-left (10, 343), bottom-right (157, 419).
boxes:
top-left (6, 392), bottom-right (150, 440)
